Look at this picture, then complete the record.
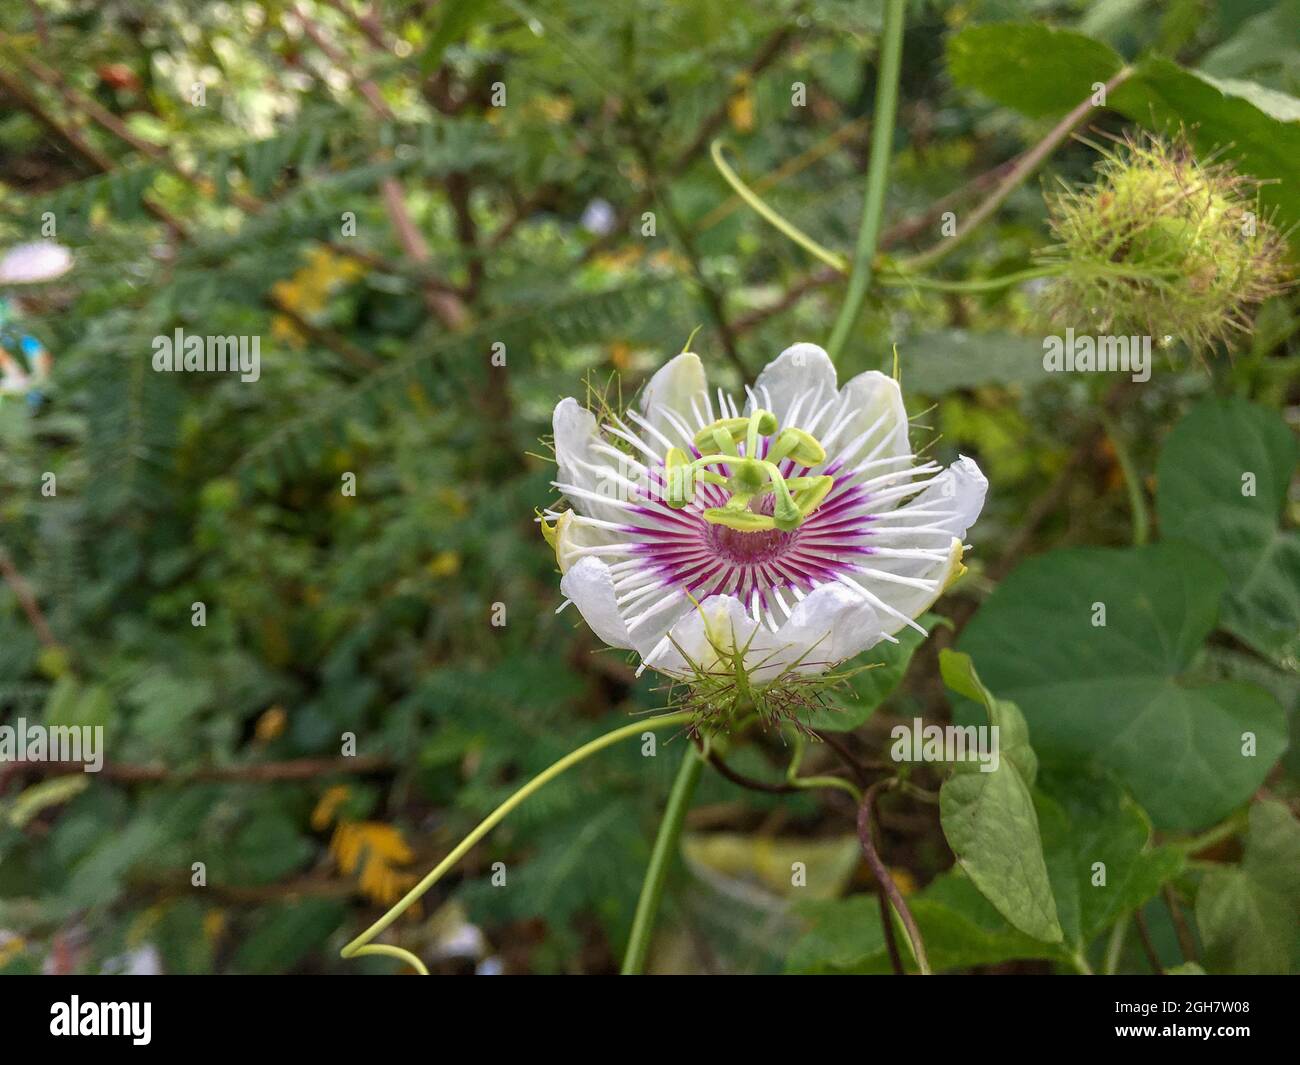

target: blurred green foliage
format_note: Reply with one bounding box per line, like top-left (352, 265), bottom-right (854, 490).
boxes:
top-left (0, 0), bottom-right (1296, 975)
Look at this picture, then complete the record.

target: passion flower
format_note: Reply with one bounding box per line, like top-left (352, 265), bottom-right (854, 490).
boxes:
top-left (540, 343), bottom-right (986, 693)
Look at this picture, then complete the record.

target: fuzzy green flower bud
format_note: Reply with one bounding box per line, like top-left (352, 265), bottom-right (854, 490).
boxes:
top-left (1042, 133), bottom-right (1288, 355)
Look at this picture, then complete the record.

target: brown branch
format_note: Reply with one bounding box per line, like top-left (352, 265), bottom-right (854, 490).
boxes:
top-left (877, 887), bottom-right (905, 976)
top-left (446, 171), bottom-right (483, 298)
top-left (734, 265), bottom-right (839, 335)
top-left (0, 63), bottom-right (113, 172)
top-left (146, 873), bottom-right (358, 904)
top-left (290, 3), bottom-right (470, 330)
top-left (900, 67), bottom-right (1135, 272)
top-left (25, 0), bottom-right (47, 45)
top-left (1163, 884), bottom-right (1198, 966)
top-left (5, 46), bottom-right (418, 304)
top-left (667, 27), bottom-right (795, 179)
top-left (878, 156), bottom-right (1018, 251)
top-left (729, 157), bottom-right (1021, 336)
top-left (857, 778), bottom-right (930, 974)
top-left (10, 49), bottom-right (263, 213)
top-left (323, 0), bottom-right (393, 52)
top-left (1132, 907), bottom-right (1165, 974)
top-left (810, 728), bottom-right (883, 786)
top-left (0, 61), bottom-right (186, 239)
top-left (0, 544), bottom-right (60, 649)
top-left (265, 299), bottom-right (379, 372)
top-left (726, 71), bottom-right (1125, 337)
top-left (487, 186), bottom-right (553, 250)
top-left (628, 120), bottom-right (747, 378)
top-left (12, 754), bottom-right (392, 784)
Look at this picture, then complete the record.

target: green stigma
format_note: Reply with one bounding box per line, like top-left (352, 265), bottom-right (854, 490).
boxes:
top-left (684, 411), bottom-right (833, 533)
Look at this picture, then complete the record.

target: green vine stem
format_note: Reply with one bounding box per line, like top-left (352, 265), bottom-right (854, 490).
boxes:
top-left (825, 0), bottom-right (906, 364)
top-left (710, 139), bottom-right (850, 273)
top-left (1177, 807), bottom-right (1250, 855)
top-left (1098, 407), bottom-right (1150, 546)
top-left (785, 729), bottom-right (863, 803)
top-left (340, 709), bottom-right (694, 974)
top-left (621, 741), bottom-right (706, 974)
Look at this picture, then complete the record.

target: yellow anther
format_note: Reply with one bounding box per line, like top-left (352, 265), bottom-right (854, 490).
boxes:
top-left (664, 447), bottom-right (692, 508)
top-left (703, 508), bottom-right (777, 532)
top-left (794, 474), bottom-right (834, 516)
top-left (693, 418), bottom-right (750, 453)
top-left (679, 414), bottom-right (832, 533)
top-left (768, 427), bottom-right (826, 467)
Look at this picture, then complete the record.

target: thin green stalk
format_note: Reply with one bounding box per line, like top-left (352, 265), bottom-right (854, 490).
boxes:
top-left (878, 264), bottom-right (1063, 293)
top-left (1098, 408), bottom-right (1149, 545)
top-left (793, 774), bottom-right (863, 803)
top-left (710, 140), bottom-right (850, 273)
top-left (621, 742), bottom-right (706, 974)
top-left (825, 0), bottom-right (906, 364)
top-left (1103, 914), bottom-right (1130, 974)
top-left (341, 709), bottom-right (694, 973)
top-left (880, 261), bottom-right (1178, 293)
top-left (784, 727), bottom-right (862, 802)
top-left (1178, 808), bottom-right (1250, 855)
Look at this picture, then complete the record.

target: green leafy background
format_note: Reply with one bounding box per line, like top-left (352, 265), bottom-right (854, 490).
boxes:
top-left (0, 0), bottom-right (1295, 975)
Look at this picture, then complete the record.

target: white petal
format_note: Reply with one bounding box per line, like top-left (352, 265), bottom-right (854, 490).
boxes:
top-left (644, 585), bottom-right (884, 683)
top-left (560, 557), bottom-right (635, 650)
top-left (765, 583), bottom-right (884, 676)
top-left (640, 351), bottom-right (710, 448)
top-left (643, 595), bottom-right (759, 678)
top-left (552, 397), bottom-right (628, 524)
top-left (841, 456), bottom-right (985, 632)
top-left (902, 454), bottom-right (988, 537)
top-left (830, 370), bottom-right (911, 471)
top-left (753, 343), bottom-right (837, 427)
top-left (847, 536), bottom-right (965, 633)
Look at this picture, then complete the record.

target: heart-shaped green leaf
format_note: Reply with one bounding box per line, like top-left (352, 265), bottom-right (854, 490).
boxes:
top-left (958, 544), bottom-right (1287, 829)
top-left (1156, 396), bottom-right (1300, 668)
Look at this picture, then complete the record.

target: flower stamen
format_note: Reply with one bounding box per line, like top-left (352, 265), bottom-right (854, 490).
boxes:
top-left (689, 413), bottom-right (832, 533)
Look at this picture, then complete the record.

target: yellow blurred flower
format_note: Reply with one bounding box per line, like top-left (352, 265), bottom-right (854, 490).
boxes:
top-left (203, 909), bottom-right (227, 945)
top-left (254, 704), bottom-right (288, 743)
top-left (330, 821), bottom-right (418, 908)
top-left (728, 74), bottom-right (755, 133)
top-left (312, 785), bottom-right (352, 831)
top-left (889, 866), bottom-right (917, 896)
top-left (0, 934), bottom-right (25, 968)
top-left (532, 95), bottom-right (574, 123)
top-left (428, 550), bottom-right (461, 578)
top-left (435, 487), bottom-right (469, 517)
top-left (592, 246), bottom-right (644, 273)
top-left (270, 247), bottom-right (363, 347)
